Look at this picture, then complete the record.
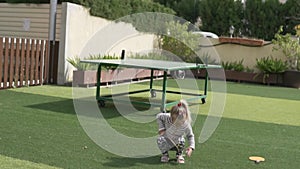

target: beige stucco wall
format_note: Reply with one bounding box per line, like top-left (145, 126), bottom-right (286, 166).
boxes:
top-left (199, 38), bottom-right (285, 72)
top-left (58, 2), bottom-right (155, 84)
top-left (0, 3), bottom-right (61, 40)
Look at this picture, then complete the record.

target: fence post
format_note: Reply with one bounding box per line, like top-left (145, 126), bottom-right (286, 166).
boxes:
top-left (3, 37), bottom-right (9, 88)
top-left (48, 0), bottom-right (57, 84)
top-left (20, 38), bottom-right (26, 87)
top-left (15, 38), bottom-right (20, 87)
top-left (9, 37), bottom-right (15, 88)
top-left (0, 37), bottom-right (3, 88)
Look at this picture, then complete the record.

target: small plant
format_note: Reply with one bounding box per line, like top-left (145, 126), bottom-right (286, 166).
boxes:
top-left (97, 54), bottom-right (120, 70)
top-left (221, 61), bottom-right (234, 70)
top-left (67, 54), bottom-right (121, 71)
top-left (221, 60), bottom-right (245, 72)
top-left (272, 26), bottom-right (300, 71)
top-left (160, 21), bottom-right (200, 63)
top-left (67, 56), bottom-right (93, 71)
top-left (130, 52), bottom-right (171, 61)
top-left (196, 52), bottom-right (219, 65)
top-left (232, 60), bottom-right (245, 72)
top-left (245, 66), bottom-right (254, 73)
top-left (256, 56), bottom-right (287, 74)
top-left (255, 56), bottom-right (287, 84)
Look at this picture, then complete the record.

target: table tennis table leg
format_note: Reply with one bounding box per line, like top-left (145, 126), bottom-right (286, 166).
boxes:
top-left (202, 69), bottom-right (208, 104)
top-left (150, 69), bottom-right (154, 90)
top-left (96, 64), bottom-right (104, 106)
top-left (150, 69), bottom-right (156, 97)
top-left (161, 71), bottom-right (167, 112)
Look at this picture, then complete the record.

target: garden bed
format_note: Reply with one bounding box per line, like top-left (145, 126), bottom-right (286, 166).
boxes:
top-left (190, 69), bottom-right (283, 85)
top-left (72, 68), bottom-right (165, 87)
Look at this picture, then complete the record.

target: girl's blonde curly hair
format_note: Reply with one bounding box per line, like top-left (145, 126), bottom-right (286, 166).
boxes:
top-left (170, 99), bottom-right (192, 124)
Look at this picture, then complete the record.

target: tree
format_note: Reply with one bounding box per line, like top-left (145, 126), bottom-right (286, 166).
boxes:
top-left (5, 0), bottom-right (50, 3)
top-left (77, 0), bottom-right (175, 20)
top-left (155, 0), bottom-right (298, 40)
top-left (171, 0), bottom-right (196, 23)
top-left (199, 0), bottom-right (244, 36)
top-left (282, 0), bottom-right (300, 35)
top-left (118, 12), bottom-right (175, 35)
top-left (272, 26), bottom-right (300, 70)
top-left (160, 21), bottom-right (201, 62)
top-left (2, 0), bottom-right (175, 21)
top-left (153, 0), bottom-right (181, 9)
top-left (244, 0), bottom-right (283, 40)
top-left (154, 0), bottom-right (203, 24)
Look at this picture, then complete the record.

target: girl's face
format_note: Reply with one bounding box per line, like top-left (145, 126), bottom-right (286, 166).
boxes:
top-left (171, 108), bottom-right (187, 124)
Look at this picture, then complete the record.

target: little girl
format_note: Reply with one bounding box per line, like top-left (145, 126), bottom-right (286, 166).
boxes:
top-left (156, 99), bottom-right (195, 164)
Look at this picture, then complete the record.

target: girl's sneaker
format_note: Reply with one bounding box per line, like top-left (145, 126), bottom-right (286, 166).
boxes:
top-left (177, 155), bottom-right (185, 164)
top-left (160, 154), bottom-right (169, 163)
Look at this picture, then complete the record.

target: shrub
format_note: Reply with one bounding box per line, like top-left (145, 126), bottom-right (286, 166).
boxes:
top-left (256, 56), bottom-right (287, 74)
top-left (129, 52), bottom-right (172, 61)
top-left (221, 60), bottom-right (245, 72)
top-left (160, 21), bottom-right (200, 63)
top-left (272, 26), bottom-right (300, 71)
top-left (67, 54), bottom-right (120, 71)
top-left (196, 52), bottom-right (219, 65)
top-left (67, 56), bottom-right (93, 71)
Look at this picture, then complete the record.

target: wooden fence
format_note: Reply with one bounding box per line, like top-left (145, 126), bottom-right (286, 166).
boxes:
top-left (0, 37), bottom-right (49, 89)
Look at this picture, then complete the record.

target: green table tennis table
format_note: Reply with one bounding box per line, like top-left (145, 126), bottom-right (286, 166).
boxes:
top-left (81, 59), bottom-right (221, 112)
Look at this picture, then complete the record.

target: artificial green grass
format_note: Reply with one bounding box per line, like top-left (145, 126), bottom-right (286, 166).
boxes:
top-left (0, 80), bottom-right (299, 169)
top-left (0, 155), bottom-right (61, 169)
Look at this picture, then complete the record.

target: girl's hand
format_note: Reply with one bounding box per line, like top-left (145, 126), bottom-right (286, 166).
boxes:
top-left (158, 130), bottom-right (165, 136)
top-left (186, 147), bottom-right (193, 157)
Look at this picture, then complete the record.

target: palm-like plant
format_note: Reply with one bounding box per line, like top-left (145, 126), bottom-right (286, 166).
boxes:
top-left (67, 56), bottom-right (93, 71)
top-left (272, 26), bottom-right (300, 71)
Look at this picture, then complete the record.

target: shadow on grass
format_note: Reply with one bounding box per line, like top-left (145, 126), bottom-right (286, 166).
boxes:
top-left (224, 81), bottom-right (300, 101)
top-left (0, 90), bottom-right (76, 115)
top-left (23, 86), bottom-right (189, 119)
top-left (137, 79), bottom-right (300, 101)
top-left (102, 156), bottom-right (162, 168)
top-left (22, 91), bottom-right (163, 119)
top-left (28, 99), bottom-right (76, 115)
top-left (5, 87), bottom-right (152, 118)
top-left (102, 154), bottom-right (185, 168)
